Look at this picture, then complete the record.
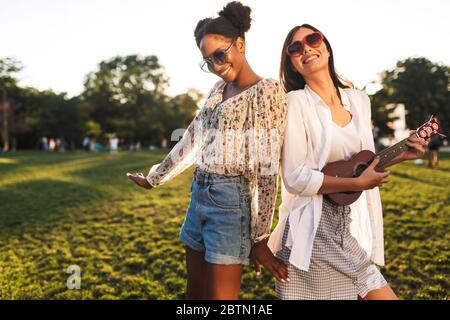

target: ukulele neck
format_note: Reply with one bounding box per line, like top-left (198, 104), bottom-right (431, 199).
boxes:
top-left (353, 116), bottom-right (441, 176)
top-left (375, 137), bottom-right (409, 169)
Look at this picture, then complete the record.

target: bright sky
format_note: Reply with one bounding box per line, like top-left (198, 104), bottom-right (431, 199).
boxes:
top-left (1, 0), bottom-right (449, 97)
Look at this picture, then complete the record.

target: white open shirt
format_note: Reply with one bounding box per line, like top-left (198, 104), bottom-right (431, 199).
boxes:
top-left (268, 85), bottom-right (385, 272)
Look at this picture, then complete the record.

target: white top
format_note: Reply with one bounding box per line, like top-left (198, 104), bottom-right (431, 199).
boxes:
top-left (267, 84), bottom-right (384, 271)
top-left (329, 117), bottom-right (374, 258)
top-left (328, 119), bottom-right (360, 163)
top-left (110, 137), bottom-right (119, 150)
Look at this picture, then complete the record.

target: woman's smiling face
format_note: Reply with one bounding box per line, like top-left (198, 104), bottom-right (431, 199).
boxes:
top-left (289, 27), bottom-right (330, 78)
top-left (199, 34), bottom-right (245, 82)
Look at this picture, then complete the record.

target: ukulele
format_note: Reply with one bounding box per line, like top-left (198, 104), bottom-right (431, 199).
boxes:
top-left (321, 116), bottom-right (444, 205)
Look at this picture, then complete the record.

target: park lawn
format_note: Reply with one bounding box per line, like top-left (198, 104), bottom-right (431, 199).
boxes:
top-left (0, 150), bottom-right (448, 299)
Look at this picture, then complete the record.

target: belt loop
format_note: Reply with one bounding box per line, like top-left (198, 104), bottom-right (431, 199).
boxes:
top-left (206, 172), bottom-right (211, 185)
top-left (194, 167), bottom-right (200, 183)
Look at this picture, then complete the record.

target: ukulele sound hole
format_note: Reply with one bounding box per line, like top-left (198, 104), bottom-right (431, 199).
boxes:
top-left (354, 163), bottom-right (369, 177)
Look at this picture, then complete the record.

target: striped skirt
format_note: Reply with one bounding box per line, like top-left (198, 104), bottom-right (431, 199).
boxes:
top-left (275, 197), bottom-right (387, 300)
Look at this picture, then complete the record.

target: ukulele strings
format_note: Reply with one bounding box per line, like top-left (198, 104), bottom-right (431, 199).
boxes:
top-left (375, 138), bottom-right (410, 168)
top-left (351, 138), bottom-right (410, 177)
top-left (351, 117), bottom-right (441, 177)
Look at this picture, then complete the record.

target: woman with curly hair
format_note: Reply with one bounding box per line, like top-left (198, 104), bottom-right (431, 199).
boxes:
top-left (127, 2), bottom-right (288, 299)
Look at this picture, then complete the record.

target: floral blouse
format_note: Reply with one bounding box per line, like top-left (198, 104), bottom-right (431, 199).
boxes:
top-left (145, 78), bottom-right (287, 244)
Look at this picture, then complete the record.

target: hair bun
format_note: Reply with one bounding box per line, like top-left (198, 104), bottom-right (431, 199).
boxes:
top-left (218, 1), bottom-right (252, 33)
top-left (194, 18), bottom-right (212, 38)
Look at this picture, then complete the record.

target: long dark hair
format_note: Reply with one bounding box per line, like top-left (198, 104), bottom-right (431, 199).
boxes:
top-left (279, 24), bottom-right (353, 93)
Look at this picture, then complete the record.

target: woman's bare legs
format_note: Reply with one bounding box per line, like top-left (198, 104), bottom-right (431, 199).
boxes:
top-left (206, 263), bottom-right (243, 300)
top-left (435, 150), bottom-right (440, 169)
top-left (185, 246), bottom-right (208, 299)
top-left (428, 150), bottom-right (433, 168)
top-left (185, 246), bottom-right (243, 300)
top-left (428, 150), bottom-right (440, 169)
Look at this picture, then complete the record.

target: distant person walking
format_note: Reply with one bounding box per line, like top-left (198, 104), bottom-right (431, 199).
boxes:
top-left (49, 138), bottom-right (56, 151)
top-left (82, 136), bottom-right (90, 151)
top-left (41, 136), bottom-right (49, 151)
top-left (109, 134), bottom-right (119, 154)
top-left (427, 118), bottom-right (444, 169)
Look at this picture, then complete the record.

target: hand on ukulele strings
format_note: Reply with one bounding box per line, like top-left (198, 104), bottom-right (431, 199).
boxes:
top-left (126, 172), bottom-right (153, 189)
top-left (357, 157), bottom-right (390, 189)
top-left (250, 237), bottom-right (290, 283)
top-left (402, 130), bottom-right (429, 161)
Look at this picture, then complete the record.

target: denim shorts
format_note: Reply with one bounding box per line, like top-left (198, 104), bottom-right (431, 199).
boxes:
top-left (179, 167), bottom-right (252, 265)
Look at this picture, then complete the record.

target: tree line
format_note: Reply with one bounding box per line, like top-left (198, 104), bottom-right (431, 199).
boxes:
top-left (0, 55), bottom-right (448, 152)
top-left (0, 55), bottom-right (202, 151)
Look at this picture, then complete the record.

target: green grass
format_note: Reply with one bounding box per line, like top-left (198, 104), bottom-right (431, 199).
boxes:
top-left (0, 150), bottom-right (448, 299)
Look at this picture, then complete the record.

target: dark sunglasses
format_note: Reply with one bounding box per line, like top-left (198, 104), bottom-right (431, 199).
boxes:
top-left (286, 32), bottom-right (324, 57)
top-left (199, 40), bottom-right (235, 73)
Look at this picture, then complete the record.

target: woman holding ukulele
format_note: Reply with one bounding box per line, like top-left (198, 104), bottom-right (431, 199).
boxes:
top-left (265, 24), bottom-right (428, 300)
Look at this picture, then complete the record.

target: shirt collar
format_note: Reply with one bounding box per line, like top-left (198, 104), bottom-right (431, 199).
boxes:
top-left (304, 84), bottom-right (351, 112)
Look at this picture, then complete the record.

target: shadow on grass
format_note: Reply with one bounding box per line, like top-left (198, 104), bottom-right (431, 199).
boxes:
top-left (390, 170), bottom-right (447, 187)
top-left (67, 151), bottom-right (171, 191)
top-left (0, 151), bottom-right (92, 170)
top-left (0, 150), bottom-right (182, 237)
top-left (0, 178), bottom-right (104, 236)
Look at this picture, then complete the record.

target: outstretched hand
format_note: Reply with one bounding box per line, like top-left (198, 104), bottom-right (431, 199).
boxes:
top-left (126, 172), bottom-right (152, 189)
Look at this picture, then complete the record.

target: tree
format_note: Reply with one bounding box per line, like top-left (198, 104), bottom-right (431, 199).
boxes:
top-left (80, 55), bottom-right (169, 146)
top-left (381, 57), bottom-right (449, 135)
top-left (0, 57), bottom-right (23, 151)
top-left (21, 88), bottom-right (83, 149)
top-left (368, 86), bottom-right (396, 138)
top-left (80, 54), bottom-right (202, 148)
top-left (164, 88), bottom-right (203, 146)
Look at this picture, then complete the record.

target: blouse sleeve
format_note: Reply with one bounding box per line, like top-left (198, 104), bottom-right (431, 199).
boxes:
top-left (145, 82), bottom-right (222, 187)
top-left (145, 113), bottom-right (199, 187)
top-left (251, 80), bottom-right (287, 244)
top-left (280, 92), bottom-right (324, 196)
